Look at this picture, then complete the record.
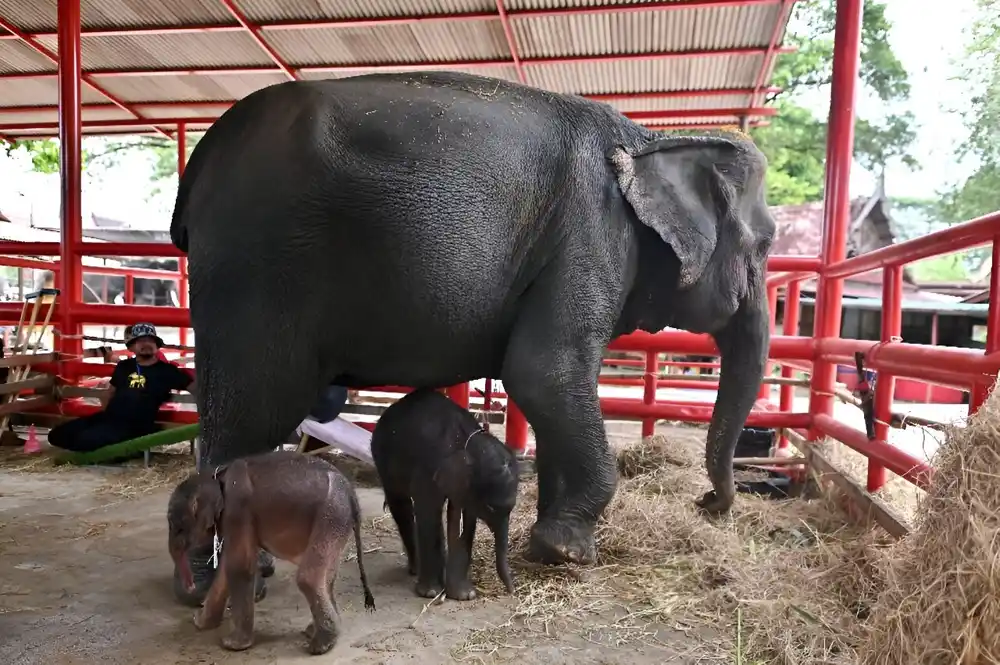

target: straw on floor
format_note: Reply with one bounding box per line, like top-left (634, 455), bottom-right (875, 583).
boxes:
top-left (857, 386), bottom-right (1000, 665)
top-left (460, 430), bottom-right (892, 663)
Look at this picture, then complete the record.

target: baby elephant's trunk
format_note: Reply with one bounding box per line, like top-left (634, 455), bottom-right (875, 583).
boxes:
top-left (349, 488), bottom-right (376, 611)
top-left (494, 516), bottom-right (515, 594)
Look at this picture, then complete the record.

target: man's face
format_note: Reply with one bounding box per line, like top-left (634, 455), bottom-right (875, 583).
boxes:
top-left (132, 337), bottom-right (158, 359)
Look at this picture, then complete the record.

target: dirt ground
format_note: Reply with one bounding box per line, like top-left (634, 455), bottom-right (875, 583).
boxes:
top-left (0, 426), bottom-right (713, 665)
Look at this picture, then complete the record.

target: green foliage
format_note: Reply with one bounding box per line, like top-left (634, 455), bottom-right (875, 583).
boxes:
top-left (2, 138), bottom-right (95, 173)
top-left (909, 254), bottom-right (970, 282)
top-left (751, 0), bottom-right (915, 205)
top-left (940, 0), bottom-right (1000, 226)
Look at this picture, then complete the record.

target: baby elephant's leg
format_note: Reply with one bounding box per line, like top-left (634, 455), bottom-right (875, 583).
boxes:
top-left (218, 464), bottom-right (258, 652)
top-left (297, 531), bottom-right (346, 655)
top-left (412, 493), bottom-right (446, 598)
top-left (444, 501), bottom-right (476, 601)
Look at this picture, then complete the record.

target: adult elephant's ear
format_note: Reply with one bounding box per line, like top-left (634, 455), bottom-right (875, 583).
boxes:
top-left (610, 135), bottom-right (757, 289)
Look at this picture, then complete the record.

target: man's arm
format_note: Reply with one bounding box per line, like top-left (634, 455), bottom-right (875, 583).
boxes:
top-left (101, 361), bottom-right (127, 409)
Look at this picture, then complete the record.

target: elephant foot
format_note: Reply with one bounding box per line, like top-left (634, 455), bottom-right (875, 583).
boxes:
top-left (527, 517), bottom-right (596, 565)
top-left (445, 581), bottom-right (477, 601)
top-left (695, 489), bottom-right (735, 517)
top-left (221, 631), bottom-right (254, 652)
top-left (414, 580), bottom-right (444, 599)
top-left (307, 626), bottom-right (338, 655)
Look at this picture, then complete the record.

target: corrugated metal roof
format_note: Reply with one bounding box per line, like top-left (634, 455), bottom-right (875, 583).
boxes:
top-left (0, 0), bottom-right (792, 138)
top-left (264, 21), bottom-right (511, 65)
top-left (0, 39), bottom-right (53, 73)
top-left (91, 72), bottom-right (289, 102)
top-left (512, 4), bottom-right (778, 58)
top-left (239, 0), bottom-right (495, 23)
top-left (35, 33), bottom-right (278, 70)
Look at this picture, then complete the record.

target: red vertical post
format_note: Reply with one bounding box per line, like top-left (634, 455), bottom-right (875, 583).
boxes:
top-left (970, 239), bottom-right (1000, 411)
top-left (124, 275), bottom-right (135, 304)
top-left (778, 279), bottom-right (801, 449)
top-left (447, 383), bottom-right (470, 409)
top-left (808, 0), bottom-right (863, 439)
top-left (869, 266), bottom-right (902, 492)
top-left (641, 350), bottom-right (658, 438)
top-left (758, 284), bottom-right (779, 402)
top-left (505, 398), bottom-right (528, 453)
top-left (482, 377), bottom-right (492, 432)
top-left (57, 0), bottom-right (83, 358)
top-left (926, 313), bottom-right (938, 403)
top-left (177, 123), bottom-right (190, 354)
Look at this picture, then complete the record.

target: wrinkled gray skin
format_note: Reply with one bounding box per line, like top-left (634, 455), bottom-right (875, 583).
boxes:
top-left (171, 71), bottom-right (775, 566)
top-left (371, 388), bottom-right (519, 600)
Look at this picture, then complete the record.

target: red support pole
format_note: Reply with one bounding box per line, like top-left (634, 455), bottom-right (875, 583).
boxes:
top-left (124, 275), bottom-right (135, 305)
top-left (447, 383), bottom-right (470, 409)
top-left (869, 266), bottom-right (902, 492)
top-left (177, 124), bottom-right (190, 353)
top-left (808, 0), bottom-right (863, 440)
top-left (926, 312), bottom-right (938, 403)
top-left (758, 283), bottom-right (779, 401)
top-left (505, 398), bottom-right (529, 453)
top-left (778, 279), bottom-right (801, 449)
top-left (57, 0), bottom-right (83, 358)
top-left (641, 350), bottom-right (658, 437)
top-left (970, 238), bottom-right (1000, 411)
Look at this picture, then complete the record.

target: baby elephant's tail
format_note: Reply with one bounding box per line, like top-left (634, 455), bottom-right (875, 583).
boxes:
top-left (349, 485), bottom-right (376, 612)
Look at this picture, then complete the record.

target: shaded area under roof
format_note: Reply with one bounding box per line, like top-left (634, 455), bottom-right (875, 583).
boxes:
top-left (0, 0), bottom-right (792, 139)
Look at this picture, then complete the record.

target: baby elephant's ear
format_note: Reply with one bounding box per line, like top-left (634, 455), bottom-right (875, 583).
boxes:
top-left (433, 452), bottom-right (471, 500)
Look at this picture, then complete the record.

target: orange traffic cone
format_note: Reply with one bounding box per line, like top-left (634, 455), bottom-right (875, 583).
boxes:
top-left (23, 424), bottom-right (41, 454)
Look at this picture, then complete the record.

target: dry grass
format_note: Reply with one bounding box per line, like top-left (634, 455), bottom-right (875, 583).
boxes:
top-left (857, 388), bottom-right (1000, 665)
top-left (93, 453), bottom-right (194, 500)
top-left (459, 431), bottom-right (893, 663)
top-left (0, 437), bottom-right (195, 499)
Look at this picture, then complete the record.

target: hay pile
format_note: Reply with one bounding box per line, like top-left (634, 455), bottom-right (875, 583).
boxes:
top-left (463, 430), bottom-right (892, 663)
top-left (858, 389), bottom-right (1000, 664)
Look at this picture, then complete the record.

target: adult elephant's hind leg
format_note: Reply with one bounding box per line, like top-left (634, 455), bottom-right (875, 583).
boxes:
top-left (500, 283), bottom-right (619, 566)
top-left (196, 322), bottom-right (323, 467)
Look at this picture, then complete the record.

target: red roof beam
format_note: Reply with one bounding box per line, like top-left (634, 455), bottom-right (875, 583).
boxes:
top-left (0, 46), bottom-right (796, 81)
top-left (0, 108), bottom-right (777, 133)
top-left (0, 89), bottom-right (783, 116)
top-left (218, 0), bottom-right (298, 81)
top-left (0, 16), bottom-right (171, 139)
top-left (750, 0), bottom-right (797, 107)
top-left (494, 0), bottom-right (526, 84)
top-left (0, 1), bottom-right (795, 41)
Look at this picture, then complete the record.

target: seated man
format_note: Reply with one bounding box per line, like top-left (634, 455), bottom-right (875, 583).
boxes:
top-left (48, 323), bottom-right (195, 457)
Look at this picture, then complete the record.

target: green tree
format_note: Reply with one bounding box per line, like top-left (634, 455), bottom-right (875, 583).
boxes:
top-left (2, 138), bottom-right (95, 173)
top-left (751, 0), bottom-right (916, 205)
top-left (940, 0), bottom-right (1000, 226)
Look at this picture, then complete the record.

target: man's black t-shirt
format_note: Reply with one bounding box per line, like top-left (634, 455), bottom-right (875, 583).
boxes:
top-left (106, 358), bottom-right (192, 429)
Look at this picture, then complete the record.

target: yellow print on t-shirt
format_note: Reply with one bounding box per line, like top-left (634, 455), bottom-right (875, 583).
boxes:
top-left (128, 372), bottom-right (146, 389)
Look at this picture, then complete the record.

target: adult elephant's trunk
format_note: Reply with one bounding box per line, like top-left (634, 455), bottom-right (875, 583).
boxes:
top-left (698, 289), bottom-right (770, 515)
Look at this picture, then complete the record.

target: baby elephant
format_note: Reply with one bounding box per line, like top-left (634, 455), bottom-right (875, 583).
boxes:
top-left (372, 388), bottom-right (519, 601)
top-left (167, 450), bottom-right (375, 655)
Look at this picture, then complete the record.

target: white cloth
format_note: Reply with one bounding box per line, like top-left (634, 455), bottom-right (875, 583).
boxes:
top-left (295, 416), bottom-right (374, 466)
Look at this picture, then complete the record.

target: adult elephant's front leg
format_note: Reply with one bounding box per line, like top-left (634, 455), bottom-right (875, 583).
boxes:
top-left (501, 290), bottom-right (619, 565)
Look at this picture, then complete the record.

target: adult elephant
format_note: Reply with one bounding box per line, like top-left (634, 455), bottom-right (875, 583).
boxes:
top-left (172, 71), bottom-right (775, 566)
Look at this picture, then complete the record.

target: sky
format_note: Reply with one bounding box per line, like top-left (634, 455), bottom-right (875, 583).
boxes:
top-left (0, 0), bottom-right (986, 229)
